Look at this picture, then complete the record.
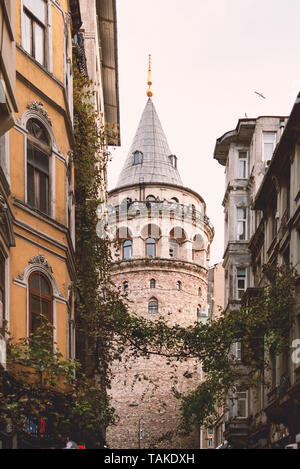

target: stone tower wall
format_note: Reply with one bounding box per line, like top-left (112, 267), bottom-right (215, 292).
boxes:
top-left (106, 183), bottom-right (213, 449)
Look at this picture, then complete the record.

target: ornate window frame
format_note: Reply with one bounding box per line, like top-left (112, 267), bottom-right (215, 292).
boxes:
top-left (16, 103), bottom-right (63, 219)
top-left (13, 254), bottom-right (67, 349)
top-left (29, 271), bottom-right (53, 334)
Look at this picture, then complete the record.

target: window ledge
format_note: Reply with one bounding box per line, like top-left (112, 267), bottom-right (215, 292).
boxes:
top-left (16, 45), bottom-right (64, 89)
top-left (12, 198), bottom-right (67, 231)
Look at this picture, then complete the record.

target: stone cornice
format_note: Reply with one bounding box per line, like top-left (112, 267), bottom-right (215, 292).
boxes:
top-left (111, 257), bottom-right (208, 278)
top-left (109, 182), bottom-right (206, 208)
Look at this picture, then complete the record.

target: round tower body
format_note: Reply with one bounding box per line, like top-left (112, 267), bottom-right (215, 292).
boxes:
top-left (106, 99), bottom-right (214, 449)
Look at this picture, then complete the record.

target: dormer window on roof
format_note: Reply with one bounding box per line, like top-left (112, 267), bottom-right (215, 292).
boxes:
top-left (133, 151), bottom-right (143, 165)
top-left (169, 155), bottom-right (177, 168)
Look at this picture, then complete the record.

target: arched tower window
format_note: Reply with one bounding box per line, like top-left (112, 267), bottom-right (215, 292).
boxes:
top-left (146, 238), bottom-right (156, 258)
top-left (123, 281), bottom-right (129, 292)
top-left (26, 118), bottom-right (50, 214)
top-left (150, 279), bottom-right (156, 289)
top-left (123, 240), bottom-right (132, 260)
top-left (169, 239), bottom-right (179, 258)
top-left (198, 287), bottom-right (202, 296)
top-left (146, 195), bottom-right (156, 202)
top-left (176, 281), bottom-right (182, 291)
top-left (148, 298), bottom-right (158, 314)
top-left (29, 272), bottom-right (52, 334)
top-left (169, 227), bottom-right (186, 259)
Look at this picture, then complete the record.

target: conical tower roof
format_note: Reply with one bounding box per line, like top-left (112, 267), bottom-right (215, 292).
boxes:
top-left (116, 98), bottom-right (183, 188)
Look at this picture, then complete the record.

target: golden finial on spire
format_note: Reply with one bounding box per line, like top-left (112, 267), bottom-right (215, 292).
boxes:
top-left (147, 54), bottom-right (153, 98)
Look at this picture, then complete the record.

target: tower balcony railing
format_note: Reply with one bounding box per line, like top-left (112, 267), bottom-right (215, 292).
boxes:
top-left (106, 200), bottom-right (214, 234)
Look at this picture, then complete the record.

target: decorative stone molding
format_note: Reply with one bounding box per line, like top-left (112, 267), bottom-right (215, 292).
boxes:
top-left (13, 255), bottom-right (66, 301)
top-left (27, 102), bottom-right (52, 126)
top-left (15, 106), bottom-right (61, 155)
top-left (28, 254), bottom-right (53, 274)
top-left (111, 257), bottom-right (208, 277)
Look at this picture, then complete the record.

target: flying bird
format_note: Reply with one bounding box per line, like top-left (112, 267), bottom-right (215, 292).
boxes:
top-left (254, 91), bottom-right (266, 99)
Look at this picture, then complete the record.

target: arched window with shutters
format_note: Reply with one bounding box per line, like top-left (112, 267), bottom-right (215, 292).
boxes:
top-left (26, 118), bottom-right (51, 214)
top-left (29, 272), bottom-right (52, 334)
top-left (148, 298), bottom-right (158, 314)
top-left (150, 279), bottom-right (156, 289)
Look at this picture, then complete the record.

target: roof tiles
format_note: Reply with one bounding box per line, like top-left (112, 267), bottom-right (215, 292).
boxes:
top-left (116, 98), bottom-right (183, 188)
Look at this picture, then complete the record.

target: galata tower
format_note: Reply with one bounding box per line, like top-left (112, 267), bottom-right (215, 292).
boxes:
top-left (106, 60), bottom-right (214, 449)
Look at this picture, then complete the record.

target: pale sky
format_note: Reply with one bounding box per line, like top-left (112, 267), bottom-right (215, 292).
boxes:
top-left (107, 0), bottom-right (300, 264)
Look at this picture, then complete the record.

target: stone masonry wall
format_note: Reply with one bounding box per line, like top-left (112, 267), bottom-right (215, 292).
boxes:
top-left (106, 264), bottom-right (208, 449)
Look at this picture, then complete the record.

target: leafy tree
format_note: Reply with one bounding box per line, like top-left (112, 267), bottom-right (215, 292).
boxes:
top-left (0, 318), bottom-right (114, 447)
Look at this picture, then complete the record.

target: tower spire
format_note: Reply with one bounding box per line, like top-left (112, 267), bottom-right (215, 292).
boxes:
top-left (115, 99), bottom-right (183, 188)
top-left (147, 54), bottom-right (153, 98)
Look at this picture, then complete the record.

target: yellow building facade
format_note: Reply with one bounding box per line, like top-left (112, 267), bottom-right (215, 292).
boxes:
top-left (0, 0), bottom-right (121, 449)
top-left (0, 0), bottom-right (81, 374)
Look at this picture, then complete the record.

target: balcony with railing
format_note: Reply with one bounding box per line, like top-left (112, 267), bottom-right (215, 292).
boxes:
top-left (109, 199), bottom-right (214, 234)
